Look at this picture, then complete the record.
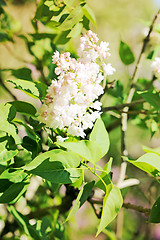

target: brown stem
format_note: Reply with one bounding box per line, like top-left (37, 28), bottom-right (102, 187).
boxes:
top-left (102, 99), bottom-right (145, 112)
top-left (122, 202), bottom-right (151, 216)
top-left (88, 198), bottom-right (151, 216)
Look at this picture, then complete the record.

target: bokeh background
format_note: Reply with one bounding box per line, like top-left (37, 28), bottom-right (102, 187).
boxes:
top-left (1, 0), bottom-right (160, 239)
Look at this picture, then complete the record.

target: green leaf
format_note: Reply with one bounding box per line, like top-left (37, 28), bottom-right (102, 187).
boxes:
top-left (82, 4), bottom-right (96, 27)
top-left (119, 41), bottom-right (135, 65)
top-left (89, 118), bottom-right (110, 157)
top-left (70, 172), bottom-right (84, 188)
top-left (40, 216), bottom-right (52, 237)
top-left (0, 0), bottom-right (6, 6)
top-left (0, 121), bottom-right (17, 137)
top-left (0, 169), bottom-right (28, 183)
top-left (149, 197), bottom-right (160, 223)
top-left (0, 143), bottom-right (18, 164)
top-left (95, 158), bottom-right (113, 192)
top-left (24, 149), bottom-right (63, 170)
top-left (96, 186), bottom-right (123, 236)
top-left (63, 0), bottom-right (76, 8)
top-left (57, 140), bottom-right (102, 163)
top-left (127, 153), bottom-right (160, 177)
top-left (0, 182), bottom-right (29, 203)
top-left (82, 15), bottom-right (89, 30)
top-left (8, 79), bottom-right (47, 100)
top-left (22, 136), bottom-right (37, 151)
top-left (36, 82), bottom-right (48, 100)
top-left (0, 179), bottom-right (12, 193)
top-left (8, 206), bottom-right (43, 240)
top-left (25, 150), bottom-right (81, 184)
top-left (0, 103), bottom-right (16, 121)
top-left (54, 222), bottom-right (65, 239)
top-left (102, 229), bottom-right (118, 240)
top-left (9, 101), bottom-right (37, 116)
top-left (0, 32), bottom-right (10, 42)
top-left (35, 0), bottom-right (53, 21)
top-left (30, 33), bottom-right (56, 40)
top-left (67, 22), bottom-right (83, 38)
top-left (138, 90), bottom-right (160, 110)
top-left (0, 136), bottom-right (18, 165)
top-left (107, 80), bottom-right (124, 101)
top-left (11, 68), bottom-right (32, 81)
top-left (143, 145), bottom-right (160, 156)
top-left (66, 181), bottom-right (95, 221)
top-left (0, 103), bottom-right (17, 136)
top-left (8, 79), bottom-right (39, 98)
top-left (13, 119), bottom-right (38, 142)
top-left (54, 30), bottom-right (71, 44)
top-left (147, 50), bottom-right (154, 60)
top-left (58, 6), bottom-right (83, 31)
top-left (22, 136), bottom-right (41, 158)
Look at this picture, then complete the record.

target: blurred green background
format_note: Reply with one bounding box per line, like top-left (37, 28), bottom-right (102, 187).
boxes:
top-left (0, 0), bottom-right (160, 239)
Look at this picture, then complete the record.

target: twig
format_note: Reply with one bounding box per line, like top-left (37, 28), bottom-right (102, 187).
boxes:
top-left (122, 202), bottom-right (151, 217)
top-left (118, 110), bottom-right (158, 115)
top-left (102, 99), bottom-right (145, 112)
top-left (98, 80), bottom-right (116, 101)
top-left (88, 198), bottom-right (151, 216)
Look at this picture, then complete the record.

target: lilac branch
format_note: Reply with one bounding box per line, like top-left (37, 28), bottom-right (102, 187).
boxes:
top-left (88, 198), bottom-right (151, 217)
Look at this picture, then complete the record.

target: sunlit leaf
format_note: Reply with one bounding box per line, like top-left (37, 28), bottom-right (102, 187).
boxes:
top-left (8, 79), bottom-right (47, 100)
top-left (67, 22), bottom-right (83, 38)
top-left (25, 150), bottom-right (81, 184)
top-left (0, 169), bottom-right (28, 183)
top-left (82, 3), bottom-right (96, 27)
top-left (8, 206), bottom-right (43, 240)
top-left (127, 153), bottom-right (160, 177)
top-left (0, 103), bottom-right (17, 136)
top-left (63, 0), bottom-right (76, 8)
top-left (57, 140), bottom-right (103, 163)
top-left (96, 186), bottom-right (123, 236)
top-left (95, 158), bottom-right (113, 192)
top-left (89, 118), bottom-right (110, 157)
top-left (143, 145), bottom-right (160, 156)
top-left (57, 6), bottom-right (83, 31)
top-left (0, 142), bottom-right (18, 164)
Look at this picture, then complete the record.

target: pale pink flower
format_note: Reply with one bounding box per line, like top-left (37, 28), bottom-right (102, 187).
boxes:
top-left (39, 30), bottom-right (115, 138)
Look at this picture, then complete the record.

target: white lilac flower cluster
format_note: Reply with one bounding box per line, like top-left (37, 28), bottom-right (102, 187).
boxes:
top-left (40, 30), bottom-right (115, 138)
top-left (151, 57), bottom-right (160, 79)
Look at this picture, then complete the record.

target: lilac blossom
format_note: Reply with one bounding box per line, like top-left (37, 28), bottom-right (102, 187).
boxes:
top-left (39, 30), bottom-right (115, 138)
